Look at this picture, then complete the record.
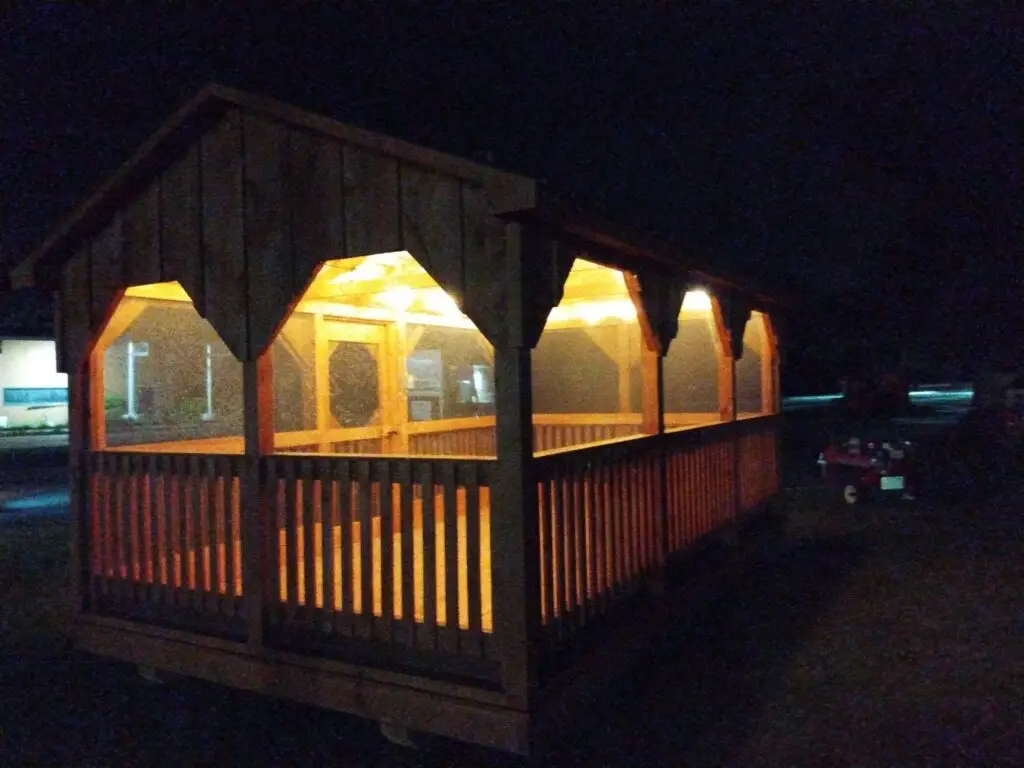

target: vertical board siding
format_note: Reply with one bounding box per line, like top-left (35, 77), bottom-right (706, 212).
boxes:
top-left (88, 215), bottom-right (124, 332)
top-left (242, 114), bottom-right (295, 357)
top-left (200, 110), bottom-right (247, 359)
top-left (343, 145), bottom-right (400, 259)
top-left (737, 418), bottom-right (781, 511)
top-left (159, 144), bottom-right (205, 307)
top-left (122, 183), bottom-right (162, 287)
top-left (287, 129), bottom-right (345, 293)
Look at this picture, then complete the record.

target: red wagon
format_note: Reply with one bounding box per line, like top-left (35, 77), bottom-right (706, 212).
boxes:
top-left (817, 436), bottom-right (916, 505)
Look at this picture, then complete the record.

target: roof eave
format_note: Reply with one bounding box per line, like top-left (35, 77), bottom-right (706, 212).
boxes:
top-left (9, 84), bottom-right (232, 291)
top-left (498, 204), bottom-right (788, 311)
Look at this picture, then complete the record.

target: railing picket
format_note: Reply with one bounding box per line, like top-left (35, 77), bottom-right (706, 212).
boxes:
top-left (355, 460), bottom-right (373, 640)
top-left (439, 461), bottom-right (459, 654)
top-left (416, 461), bottom-right (438, 653)
top-left (585, 462), bottom-right (599, 616)
top-left (113, 454), bottom-right (128, 598)
top-left (301, 458), bottom-right (317, 628)
top-left (569, 467), bottom-right (584, 626)
top-left (398, 461), bottom-right (416, 648)
top-left (318, 460), bottom-right (336, 632)
top-left (128, 455), bottom-right (143, 603)
top-left (220, 456), bottom-right (238, 611)
top-left (204, 455), bottom-right (220, 614)
top-left (144, 455), bottom-right (158, 600)
top-left (561, 467), bottom-right (578, 628)
top-left (461, 463), bottom-right (483, 657)
top-left (537, 475), bottom-right (552, 629)
top-left (337, 460), bottom-right (354, 636)
top-left (284, 457), bottom-right (300, 625)
top-left (375, 461), bottom-right (394, 645)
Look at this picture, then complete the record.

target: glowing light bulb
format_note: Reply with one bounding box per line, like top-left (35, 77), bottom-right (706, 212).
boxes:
top-left (682, 290), bottom-right (712, 312)
top-left (376, 287), bottom-right (415, 312)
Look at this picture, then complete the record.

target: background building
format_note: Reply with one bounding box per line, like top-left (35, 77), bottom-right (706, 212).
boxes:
top-left (0, 288), bottom-right (66, 429)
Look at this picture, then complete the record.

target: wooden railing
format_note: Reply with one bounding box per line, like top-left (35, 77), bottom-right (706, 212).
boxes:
top-left (83, 451), bottom-right (246, 638)
top-left (532, 416), bottom-right (780, 661)
top-left (736, 417), bottom-right (781, 511)
top-left (664, 422), bottom-right (738, 554)
top-left (533, 436), bottom-right (663, 642)
top-left (81, 415), bottom-right (780, 685)
top-left (261, 454), bottom-right (496, 674)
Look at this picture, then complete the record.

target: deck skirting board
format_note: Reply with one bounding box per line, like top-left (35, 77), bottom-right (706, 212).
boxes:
top-left (73, 619), bottom-right (531, 755)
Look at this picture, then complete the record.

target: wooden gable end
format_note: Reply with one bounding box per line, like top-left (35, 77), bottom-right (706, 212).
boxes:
top-left (55, 106), bottom-right (536, 372)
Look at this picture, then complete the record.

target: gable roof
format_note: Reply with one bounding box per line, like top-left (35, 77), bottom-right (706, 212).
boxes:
top-left (9, 84), bottom-right (783, 312)
top-left (0, 287), bottom-right (54, 338)
top-left (9, 83), bottom-right (526, 291)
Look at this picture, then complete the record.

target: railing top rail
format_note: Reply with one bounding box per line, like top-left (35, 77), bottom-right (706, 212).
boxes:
top-left (532, 414), bottom-right (780, 473)
top-left (263, 452), bottom-right (497, 466)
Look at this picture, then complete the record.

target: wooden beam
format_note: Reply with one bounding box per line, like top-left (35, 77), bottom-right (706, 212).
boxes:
top-left (762, 313), bottom-right (781, 414)
top-left (68, 365), bottom-right (89, 615)
top-left (616, 323), bottom-right (632, 413)
top-left (491, 221), bottom-right (540, 710)
top-left (302, 273), bottom-right (440, 304)
top-left (492, 344), bottom-right (539, 710)
top-left (94, 297), bottom-right (147, 353)
top-left (710, 294), bottom-right (736, 423)
top-left (85, 292), bottom-right (144, 451)
top-left (242, 351), bottom-right (274, 650)
top-left (641, 344), bottom-right (663, 435)
top-left (390, 320), bottom-right (411, 453)
top-left (532, 412), bottom-right (641, 426)
top-left (313, 313), bottom-right (331, 452)
top-left (87, 349), bottom-right (107, 450)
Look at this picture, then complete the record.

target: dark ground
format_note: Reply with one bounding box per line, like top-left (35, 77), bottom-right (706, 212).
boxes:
top-left (1, 409), bottom-right (1022, 766)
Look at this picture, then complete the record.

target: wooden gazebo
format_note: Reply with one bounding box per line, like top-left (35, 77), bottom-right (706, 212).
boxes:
top-left (11, 85), bottom-right (782, 757)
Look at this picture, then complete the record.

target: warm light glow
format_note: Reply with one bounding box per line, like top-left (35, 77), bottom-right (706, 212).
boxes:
top-left (420, 287), bottom-right (463, 316)
top-left (375, 286), bottom-right (416, 312)
top-left (328, 251), bottom-right (405, 285)
top-left (547, 298), bottom-right (637, 326)
top-left (682, 289), bottom-right (712, 312)
top-left (125, 282), bottom-right (192, 302)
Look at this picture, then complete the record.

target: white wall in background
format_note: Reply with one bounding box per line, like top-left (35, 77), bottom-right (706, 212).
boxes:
top-left (0, 338), bottom-right (69, 428)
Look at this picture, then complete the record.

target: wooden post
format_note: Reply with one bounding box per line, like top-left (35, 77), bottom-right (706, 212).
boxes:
top-left (640, 341), bottom-right (663, 436)
top-left (242, 352), bottom-right (274, 649)
top-left (492, 343), bottom-right (540, 710)
top-left (712, 293), bottom-right (741, 528)
top-left (491, 221), bottom-right (541, 712)
top-left (763, 314), bottom-right (781, 414)
top-left (67, 363), bottom-right (90, 615)
top-left (394, 318), bottom-right (410, 454)
top-left (313, 313), bottom-right (330, 452)
top-left (711, 297), bottom-right (736, 424)
top-left (617, 323), bottom-right (632, 413)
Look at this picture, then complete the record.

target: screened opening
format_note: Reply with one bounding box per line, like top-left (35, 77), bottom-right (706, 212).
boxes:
top-left (271, 250), bottom-right (495, 457)
top-left (663, 289), bottom-right (723, 430)
top-left (532, 258), bottom-right (647, 453)
top-left (98, 282), bottom-right (243, 452)
top-left (736, 310), bottom-right (773, 417)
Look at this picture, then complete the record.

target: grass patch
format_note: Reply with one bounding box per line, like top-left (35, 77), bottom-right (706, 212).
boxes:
top-left (0, 517), bottom-right (71, 653)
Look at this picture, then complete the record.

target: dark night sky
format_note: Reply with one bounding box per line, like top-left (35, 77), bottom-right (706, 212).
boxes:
top-left (2, 2), bottom-right (1021, 387)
